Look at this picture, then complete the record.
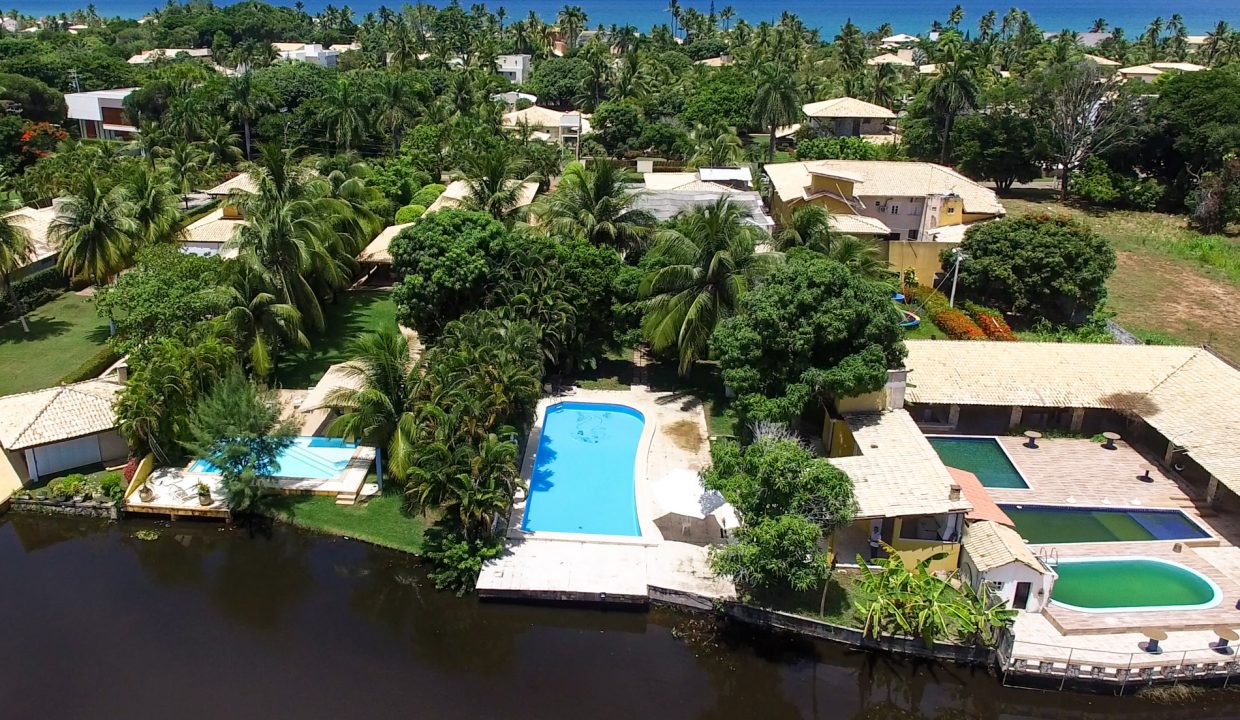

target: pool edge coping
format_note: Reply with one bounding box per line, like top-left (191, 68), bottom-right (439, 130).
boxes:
top-left (1047, 555), bottom-right (1224, 614)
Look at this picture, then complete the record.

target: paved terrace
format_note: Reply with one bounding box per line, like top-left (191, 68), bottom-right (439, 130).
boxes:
top-left (476, 386), bottom-right (736, 604)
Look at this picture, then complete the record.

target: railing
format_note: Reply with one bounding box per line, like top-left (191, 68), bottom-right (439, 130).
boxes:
top-left (998, 639), bottom-right (1240, 692)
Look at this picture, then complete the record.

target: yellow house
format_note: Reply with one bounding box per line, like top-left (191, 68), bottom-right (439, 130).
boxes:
top-left (763, 160), bottom-right (1004, 285)
top-left (826, 408), bottom-right (972, 574)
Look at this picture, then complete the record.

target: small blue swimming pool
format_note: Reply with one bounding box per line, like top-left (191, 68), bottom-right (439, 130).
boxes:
top-left (189, 436), bottom-right (358, 480)
top-left (522, 402), bottom-right (644, 536)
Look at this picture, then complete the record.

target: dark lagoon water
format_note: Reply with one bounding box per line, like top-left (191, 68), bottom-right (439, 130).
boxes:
top-left (15, 0), bottom-right (1240, 34)
top-left (1, 513), bottom-right (1237, 719)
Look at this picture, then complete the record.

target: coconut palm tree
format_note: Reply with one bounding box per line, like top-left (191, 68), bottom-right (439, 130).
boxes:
top-left (159, 140), bottom-right (208, 210)
top-left (459, 147), bottom-right (536, 221)
top-left (373, 72), bottom-right (421, 154)
top-left (223, 265), bottom-right (309, 379)
top-left (198, 117), bottom-right (243, 167)
top-left (776, 204), bottom-right (836, 254)
top-left (557, 5), bottom-right (587, 50)
top-left (50, 176), bottom-right (138, 287)
top-left (640, 197), bottom-right (783, 375)
top-left (926, 36), bottom-right (982, 164)
top-left (225, 72), bottom-right (275, 160)
top-left (320, 77), bottom-right (370, 153)
top-left (825, 235), bottom-right (896, 284)
top-left (688, 123), bottom-right (744, 168)
top-left (0, 201), bottom-right (33, 332)
top-left (325, 328), bottom-right (419, 479)
top-left (121, 165), bottom-right (182, 244)
top-left (752, 61), bottom-right (801, 163)
top-left (534, 160), bottom-right (654, 255)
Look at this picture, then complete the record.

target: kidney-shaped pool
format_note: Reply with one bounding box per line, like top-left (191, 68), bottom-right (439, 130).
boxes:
top-left (1050, 557), bottom-right (1222, 613)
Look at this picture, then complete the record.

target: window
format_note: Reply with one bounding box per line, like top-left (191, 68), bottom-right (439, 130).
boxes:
top-left (907, 229), bottom-right (919, 240)
top-left (947, 206), bottom-right (957, 214)
top-left (890, 204), bottom-right (900, 215)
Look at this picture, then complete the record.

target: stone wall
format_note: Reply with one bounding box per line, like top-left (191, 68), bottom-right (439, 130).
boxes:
top-left (10, 497), bottom-right (119, 520)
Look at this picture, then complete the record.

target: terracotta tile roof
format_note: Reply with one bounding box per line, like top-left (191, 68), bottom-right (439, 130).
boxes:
top-left (802, 97), bottom-right (896, 119)
top-left (0, 379), bottom-right (121, 451)
top-left (764, 160), bottom-right (1004, 216)
top-left (949, 468), bottom-right (1013, 526)
top-left (182, 207), bottom-right (245, 248)
top-left (830, 410), bottom-right (973, 519)
top-left (905, 340), bottom-right (1240, 499)
top-left (830, 213), bottom-right (891, 236)
top-left (963, 520), bottom-right (1045, 572)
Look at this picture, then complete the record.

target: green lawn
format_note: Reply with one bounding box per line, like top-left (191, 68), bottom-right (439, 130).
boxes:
top-left (269, 484), bottom-right (427, 554)
top-left (0, 292), bottom-right (110, 395)
top-left (902, 311), bottom-right (947, 340)
top-left (746, 569), bottom-right (874, 628)
top-left (274, 289), bottom-right (398, 388)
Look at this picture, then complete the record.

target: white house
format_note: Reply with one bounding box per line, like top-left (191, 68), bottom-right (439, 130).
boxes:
top-left (960, 521), bottom-right (1056, 612)
top-left (1117, 62), bottom-right (1206, 83)
top-left (65, 88), bottom-right (137, 140)
top-left (496, 54), bottom-right (532, 83)
top-left (127, 48), bottom-right (212, 64)
top-left (0, 379), bottom-right (127, 485)
top-left (800, 97), bottom-right (896, 139)
top-left (273, 42), bottom-right (339, 67)
top-left (501, 105), bottom-right (591, 146)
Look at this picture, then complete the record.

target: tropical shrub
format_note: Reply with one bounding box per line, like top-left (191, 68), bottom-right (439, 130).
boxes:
top-left (394, 204), bottom-right (426, 223)
top-left (932, 308), bottom-right (986, 340)
top-left (98, 472), bottom-right (125, 501)
top-left (795, 136), bottom-right (884, 160)
top-left (711, 514), bottom-right (828, 591)
top-left (422, 523), bottom-right (504, 596)
top-left (59, 346), bottom-right (122, 384)
top-left (0, 266), bottom-right (66, 320)
top-left (410, 183), bottom-right (446, 207)
top-left (963, 303), bottom-right (1017, 341)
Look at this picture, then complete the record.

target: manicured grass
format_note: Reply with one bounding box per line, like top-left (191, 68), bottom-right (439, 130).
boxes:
top-left (0, 292), bottom-right (110, 395)
top-left (1002, 194), bottom-right (1240, 362)
top-left (270, 484), bottom-right (427, 555)
top-left (902, 312), bottom-right (947, 340)
top-left (746, 569), bottom-right (874, 628)
top-left (274, 289), bottom-right (399, 388)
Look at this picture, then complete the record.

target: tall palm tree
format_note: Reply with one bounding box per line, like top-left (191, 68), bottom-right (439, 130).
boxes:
top-left (225, 72), bottom-right (275, 161)
top-left (198, 117), bottom-right (243, 167)
top-left (534, 160), bottom-right (654, 255)
top-left (222, 265), bottom-right (309, 379)
top-left (320, 77), bottom-right (370, 153)
top-left (324, 328), bottom-right (419, 480)
top-left (824, 235), bottom-right (896, 284)
top-left (0, 202), bottom-right (33, 332)
top-left (121, 165), bottom-right (182, 245)
top-left (1203, 21), bottom-right (1232, 65)
top-left (373, 72), bottom-right (421, 154)
top-left (640, 197), bottom-right (783, 375)
top-left (557, 5), bottom-right (587, 50)
top-left (752, 61), bottom-right (801, 163)
top-left (688, 123), bottom-right (744, 168)
top-left (776, 204), bottom-right (836, 254)
top-left (159, 140), bottom-right (208, 210)
top-left (50, 176), bottom-right (138, 287)
top-left (927, 36), bottom-right (981, 164)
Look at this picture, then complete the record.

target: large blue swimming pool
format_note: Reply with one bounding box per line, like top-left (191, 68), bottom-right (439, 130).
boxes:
top-left (189, 436), bottom-right (358, 480)
top-left (521, 402), bottom-right (644, 536)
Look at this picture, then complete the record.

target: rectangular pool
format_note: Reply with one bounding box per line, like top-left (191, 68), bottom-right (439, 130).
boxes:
top-left (927, 436), bottom-right (1029, 488)
top-left (521, 402), bottom-right (644, 536)
top-left (1000, 504), bottom-right (1212, 544)
top-left (189, 436), bottom-right (358, 480)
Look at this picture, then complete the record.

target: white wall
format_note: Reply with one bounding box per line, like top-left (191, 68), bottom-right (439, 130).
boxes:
top-left (961, 554), bottom-right (1055, 613)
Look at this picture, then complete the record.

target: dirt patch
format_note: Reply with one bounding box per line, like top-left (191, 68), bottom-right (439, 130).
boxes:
top-left (664, 419), bottom-right (704, 453)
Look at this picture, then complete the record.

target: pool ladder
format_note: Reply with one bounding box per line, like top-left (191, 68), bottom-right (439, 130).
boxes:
top-left (1035, 547), bottom-right (1059, 569)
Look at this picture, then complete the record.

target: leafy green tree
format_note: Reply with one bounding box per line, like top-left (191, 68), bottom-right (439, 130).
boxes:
top-left (183, 367), bottom-right (296, 514)
top-left (682, 67), bottom-right (756, 129)
top-left (713, 251), bottom-right (906, 424)
top-left (711, 514), bottom-right (827, 591)
top-left (590, 100), bottom-right (647, 155)
top-left (0, 72), bottom-right (65, 122)
top-left (534, 160), bottom-right (654, 256)
top-left (951, 214), bottom-right (1116, 325)
top-left (50, 175), bottom-right (138, 286)
top-left (0, 200), bottom-right (33, 332)
top-left (795, 136), bottom-right (884, 161)
top-left (525, 57), bottom-right (590, 107)
top-left (1140, 69), bottom-right (1240, 193)
top-left (390, 209), bottom-right (507, 338)
top-left (952, 109), bottom-right (1044, 191)
top-left (95, 246), bottom-right (226, 354)
top-left (640, 197), bottom-right (782, 375)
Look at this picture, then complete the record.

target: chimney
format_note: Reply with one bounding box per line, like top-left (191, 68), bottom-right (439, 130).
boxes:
top-left (886, 368), bottom-right (908, 409)
top-left (949, 484), bottom-right (962, 500)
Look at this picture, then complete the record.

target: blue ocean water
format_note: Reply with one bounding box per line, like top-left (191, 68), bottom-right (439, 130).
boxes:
top-left (522, 401), bottom-right (644, 536)
top-left (15, 0), bottom-right (1239, 34)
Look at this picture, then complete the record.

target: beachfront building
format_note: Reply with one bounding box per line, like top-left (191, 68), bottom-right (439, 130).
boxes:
top-left (1117, 62), bottom-right (1207, 83)
top-left (0, 379), bottom-right (126, 487)
top-left (65, 88), bottom-right (137, 140)
top-left (496, 54), bottom-right (532, 83)
top-left (127, 48), bottom-right (212, 64)
top-left (800, 97), bottom-right (896, 141)
top-left (273, 42), bottom-right (339, 67)
top-left (501, 105), bottom-right (591, 146)
top-left (763, 160), bottom-right (1004, 283)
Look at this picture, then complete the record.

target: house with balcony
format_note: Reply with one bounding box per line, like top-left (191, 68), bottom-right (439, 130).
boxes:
top-left (496, 54), bottom-right (532, 83)
top-left (763, 159), bottom-right (1004, 283)
top-left (65, 88), bottom-right (137, 140)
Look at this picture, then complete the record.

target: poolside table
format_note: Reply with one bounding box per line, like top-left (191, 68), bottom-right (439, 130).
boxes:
top-left (1140, 628), bottom-right (1168, 654)
top-left (1102, 431), bottom-right (1121, 450)
top-left (1211, 627), bottom-right (1238, 655)
top-left (1023, 430), bottom-right (1042, 449)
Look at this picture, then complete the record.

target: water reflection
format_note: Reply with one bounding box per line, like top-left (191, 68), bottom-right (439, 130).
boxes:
top-left (1, 514), bottom-right (1237, 720)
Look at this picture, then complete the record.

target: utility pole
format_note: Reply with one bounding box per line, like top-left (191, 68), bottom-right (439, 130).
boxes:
top-left (948, 248), bottom-right (963, 308)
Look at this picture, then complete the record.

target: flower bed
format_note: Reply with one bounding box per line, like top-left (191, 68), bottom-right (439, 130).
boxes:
top-left (974, 313), bottom-right (1017, 341)
top-left (933, 308), bottom-right (987, 340)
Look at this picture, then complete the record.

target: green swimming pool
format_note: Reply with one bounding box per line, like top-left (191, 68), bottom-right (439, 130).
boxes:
top-left (1000, 504), bottom-right (1212, 544)
top-left (927, 436), bottom-right (1029, 488)
top-left (1051, 558), bottom-right (1221, 612)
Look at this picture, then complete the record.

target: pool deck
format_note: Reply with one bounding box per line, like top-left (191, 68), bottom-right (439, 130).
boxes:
top-left (477, 386), bottom-right (737, 605)
top-left (960, 437), bottom-right (1240, 676)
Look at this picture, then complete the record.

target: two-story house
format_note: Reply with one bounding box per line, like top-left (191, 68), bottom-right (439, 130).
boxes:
top-left (65, 88), bottom-right (137, 140)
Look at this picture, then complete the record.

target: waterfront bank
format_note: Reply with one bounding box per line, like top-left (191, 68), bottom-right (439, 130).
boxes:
top-left (2, 513), bottom-right (1237, 719)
